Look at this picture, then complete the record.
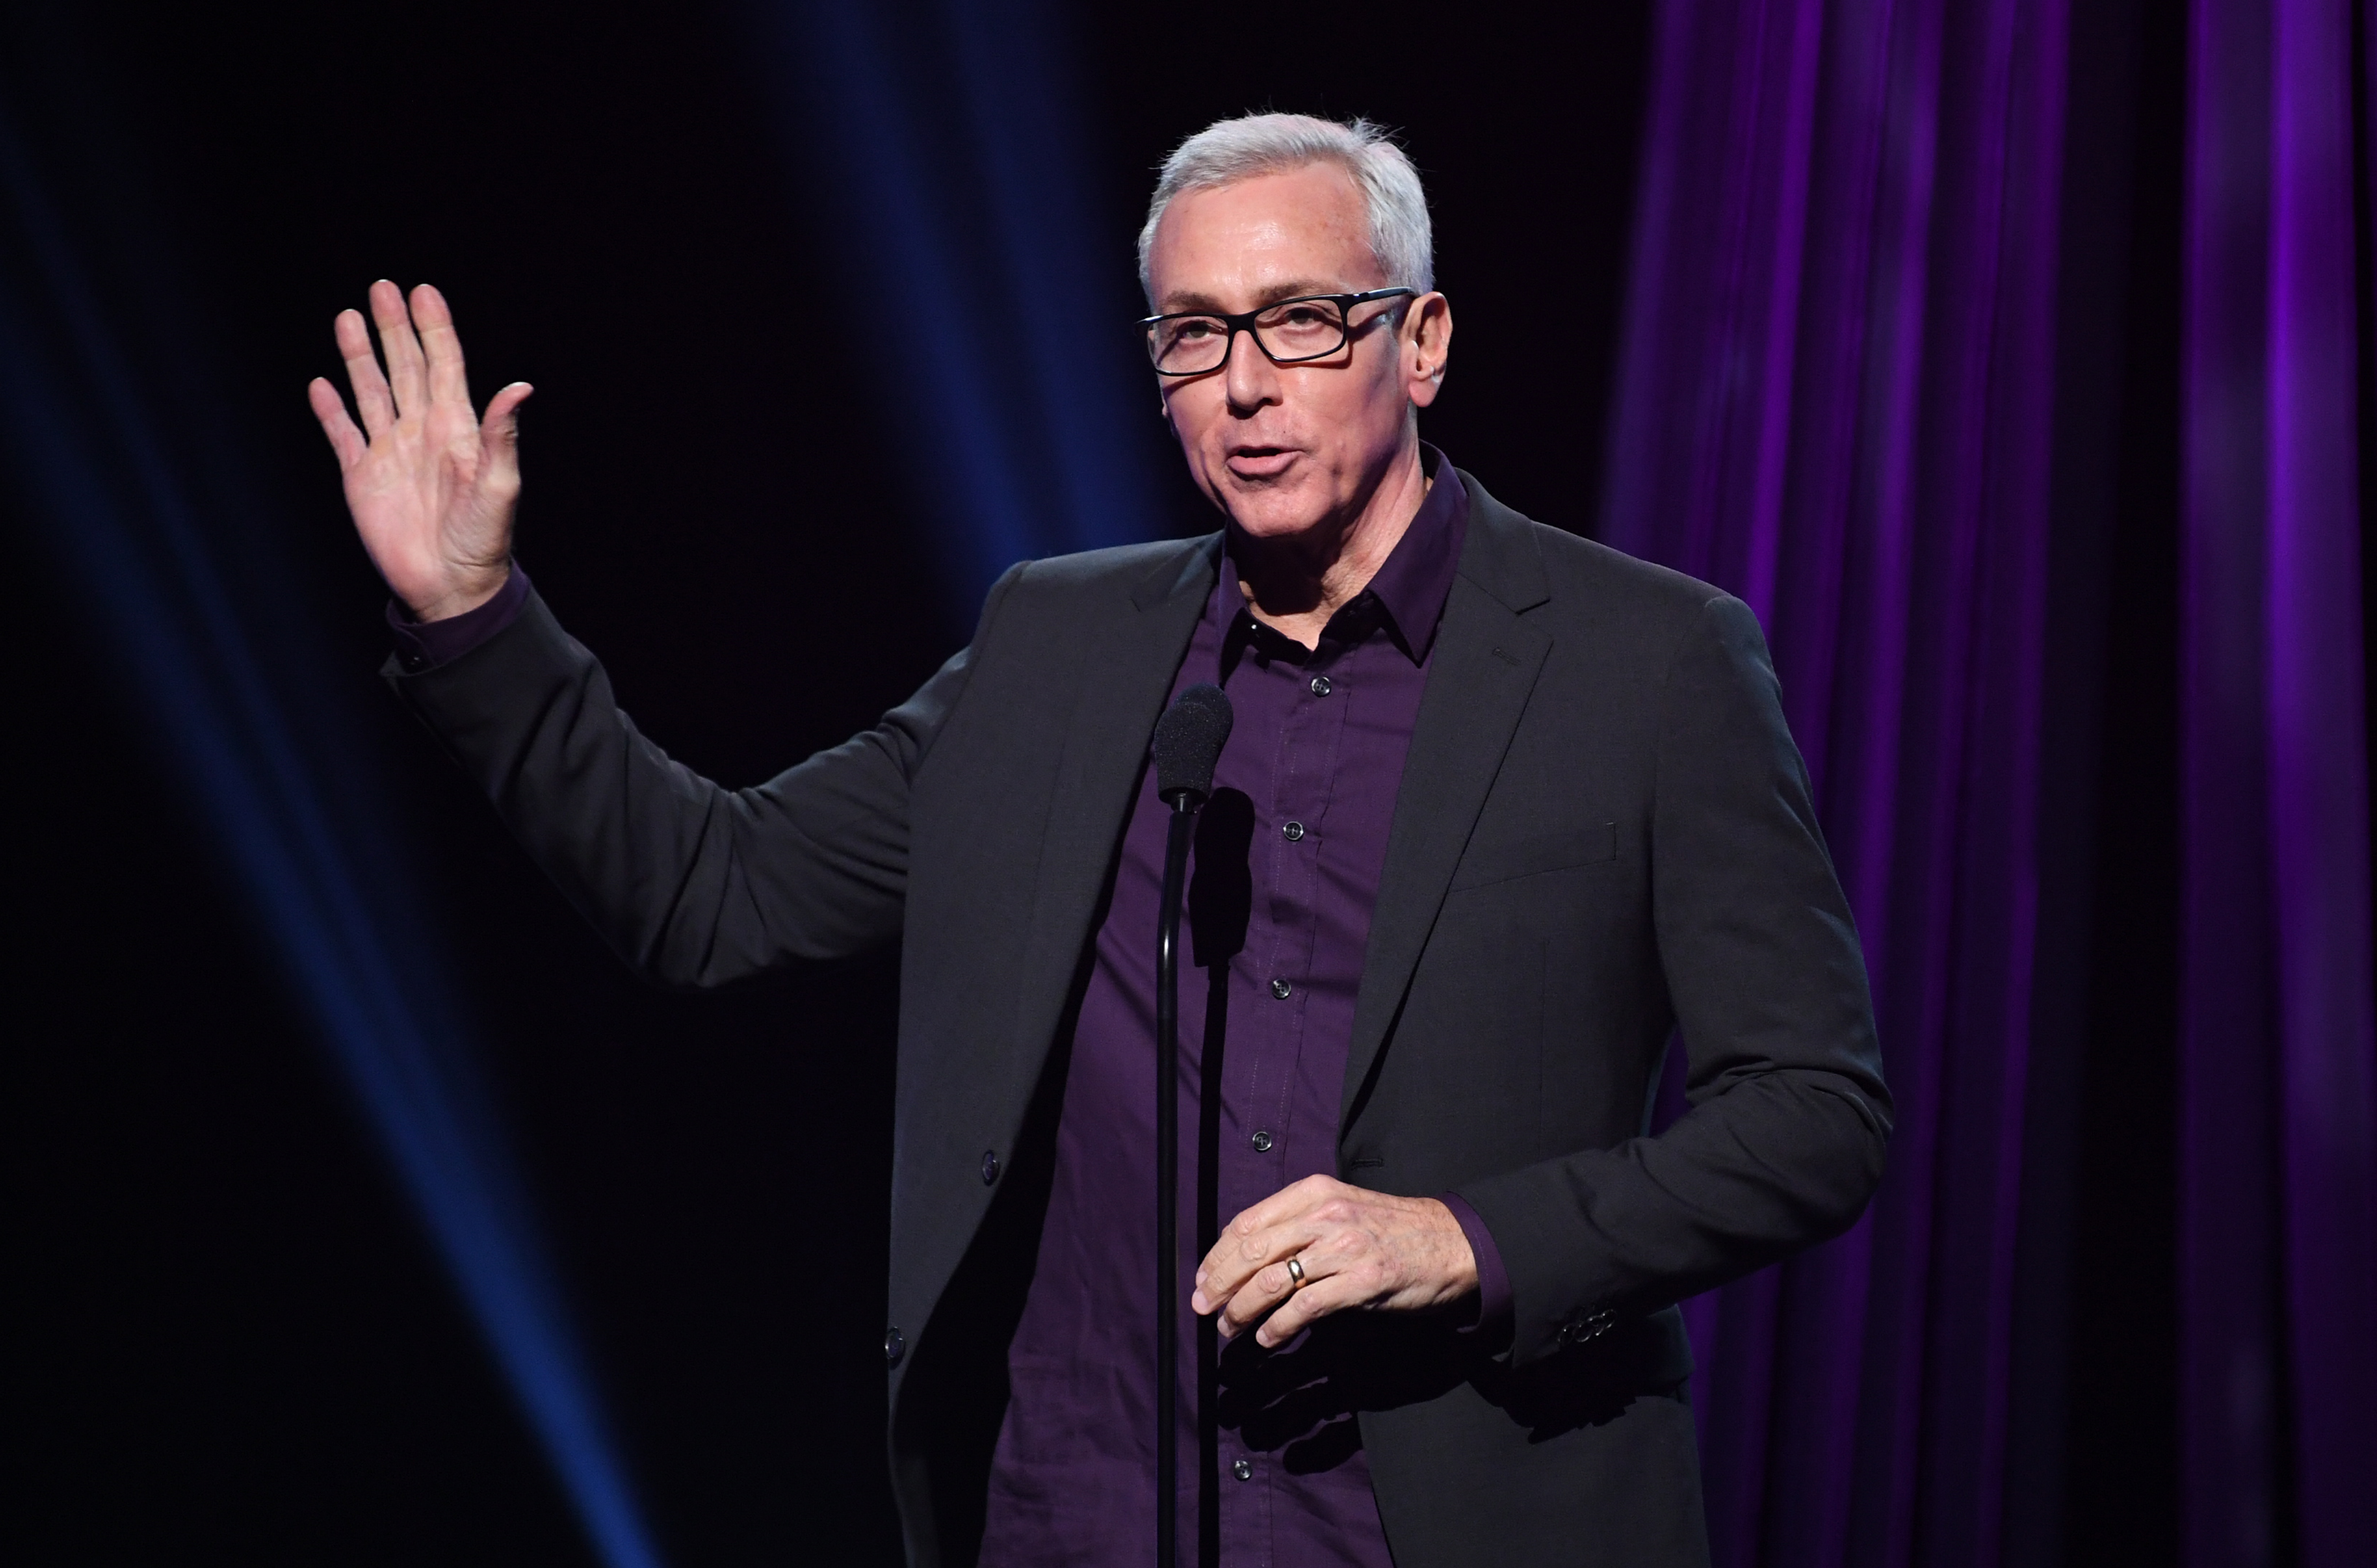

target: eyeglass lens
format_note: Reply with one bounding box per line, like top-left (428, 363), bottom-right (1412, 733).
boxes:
top-left (1148, 297), bottom-right (1352, 373)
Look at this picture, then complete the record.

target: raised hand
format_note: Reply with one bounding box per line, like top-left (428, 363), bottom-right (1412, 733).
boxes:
top-left (308, 281), bottom-right (532, 621)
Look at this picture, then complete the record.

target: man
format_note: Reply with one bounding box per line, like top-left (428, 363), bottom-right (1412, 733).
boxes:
top-left (311, 114), bottom-right (1889, 1567)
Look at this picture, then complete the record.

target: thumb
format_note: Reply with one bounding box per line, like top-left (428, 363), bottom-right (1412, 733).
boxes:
top-left (481, 381), bottom-right (534, 474)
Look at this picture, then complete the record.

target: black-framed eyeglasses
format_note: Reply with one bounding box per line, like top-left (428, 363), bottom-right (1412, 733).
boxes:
top-left (1141, 288), bottom-right (1416, 376)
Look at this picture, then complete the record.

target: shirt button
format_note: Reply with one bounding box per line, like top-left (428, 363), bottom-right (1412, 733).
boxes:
top-left (981, 1151), bottom-right (1000, 1185)
top-left (1232, 1457), bottom-right (1254, 1481)
top-left (1282, 821), bottom-right (1306, 841)
top-left (1309, 675), bottom-right (1333, 697)
top-left (1270, 978), bottom-right (1293, 1000)
top-left (1250, 1130), bottom-right (1274, 1153)
top-left (883, 1326), bottom-right (905, 1367)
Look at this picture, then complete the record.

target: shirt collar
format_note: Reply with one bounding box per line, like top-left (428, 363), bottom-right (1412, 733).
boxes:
top-left (1217, 442), bottom-right (1469, 668)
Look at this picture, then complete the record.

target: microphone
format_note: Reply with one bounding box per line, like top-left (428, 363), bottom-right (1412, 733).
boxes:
top-left (1150, 683), bottom-right (1231, 1568)
top-left (1154, 682), bottom-right (1233, 807)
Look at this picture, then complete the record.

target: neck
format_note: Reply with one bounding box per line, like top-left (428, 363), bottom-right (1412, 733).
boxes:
top-left (1232, 438), bottom-right (1429, 648)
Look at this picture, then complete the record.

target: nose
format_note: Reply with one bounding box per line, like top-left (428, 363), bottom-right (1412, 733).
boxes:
top-left (1221, 322), bottom-right (1279, 414)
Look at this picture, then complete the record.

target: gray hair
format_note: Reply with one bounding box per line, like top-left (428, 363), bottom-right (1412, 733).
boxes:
top-left (1136, 113), bottom-right (1435, 303)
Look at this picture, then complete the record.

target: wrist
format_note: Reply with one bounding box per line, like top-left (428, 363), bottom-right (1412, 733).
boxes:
top-left (1422, 1196), bottom-right (1481, 1296)
top-left (405, 560), bottom-right (511, 623)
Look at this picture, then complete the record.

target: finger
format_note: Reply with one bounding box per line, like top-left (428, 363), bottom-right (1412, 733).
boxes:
top-left (1251, 1263), bottom-right (1368, 1348)
top-left (1194, 1175), bottom-right (1346, 1307)
top-left (334, 307), bottom-right (395, 436)
top-left (1213, 1248), bottom-right (1313, 1339)
top-left (1227, 1174), bottom-right (1349, 1240)
top-left (1196, 1216), bottom-right (1311, 1310)
top-left (481, 381), bottom-right (534, 443)
top-left (411, 282), bottom-right (471, 408)
top-left (307, 376), bottom-right (368, 470)
top-left (1196, 1214), bottom-right (1327, 1318)
top-left (370, 278), bottom-right (427, 419)
top-left (1259, 1214), bottom-right (1402, 1340)
top-left (479, 381), bottom-right (534, 492)
top-left (1218, 1223), bottom-right (1377, 1342)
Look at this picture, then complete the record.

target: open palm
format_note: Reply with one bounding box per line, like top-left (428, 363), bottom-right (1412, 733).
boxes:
top-left (308, 280), bottom-right (531, 621)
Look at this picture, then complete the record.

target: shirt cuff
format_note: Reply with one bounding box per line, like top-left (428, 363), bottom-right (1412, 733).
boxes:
top-left (387, 564), bottom-right (531, 673)
top-left (1438, 1191), bottom-right (1513, 1351)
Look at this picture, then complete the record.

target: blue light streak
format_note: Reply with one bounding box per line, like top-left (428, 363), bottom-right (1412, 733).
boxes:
top-left (0, 121), bottom-right (664, 1568)
top-left (745, 0), bottom-right (1173, 616)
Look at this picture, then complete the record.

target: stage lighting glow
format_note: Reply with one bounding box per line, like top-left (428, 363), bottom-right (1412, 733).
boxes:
top-left (745, 0), bottom-right (1170, 617)
top-left (0, 125), bottom-right (665, 1568)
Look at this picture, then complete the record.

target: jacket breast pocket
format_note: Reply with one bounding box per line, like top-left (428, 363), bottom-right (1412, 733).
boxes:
top-left (1448, 821), bottom-right (1620, 893)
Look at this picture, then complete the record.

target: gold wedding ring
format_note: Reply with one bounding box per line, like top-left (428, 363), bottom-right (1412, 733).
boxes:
top-left (1284, 1256), bottom-right (1307, 1289)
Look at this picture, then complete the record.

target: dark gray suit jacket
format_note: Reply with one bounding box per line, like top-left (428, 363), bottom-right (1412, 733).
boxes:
top-left (390, 471), bottom-right (1889, 1567)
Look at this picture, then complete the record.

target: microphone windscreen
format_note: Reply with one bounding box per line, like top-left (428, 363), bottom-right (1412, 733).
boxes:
top-left (1153, 683), bottom-right (1235, 803)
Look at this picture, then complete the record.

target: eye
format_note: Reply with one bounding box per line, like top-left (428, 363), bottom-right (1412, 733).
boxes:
top-left (1163, 317), bottom-right (1223, 345)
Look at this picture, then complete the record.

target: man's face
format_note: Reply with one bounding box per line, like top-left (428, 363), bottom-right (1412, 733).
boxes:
top-left (1145, 164), bottom-right (1448, 544)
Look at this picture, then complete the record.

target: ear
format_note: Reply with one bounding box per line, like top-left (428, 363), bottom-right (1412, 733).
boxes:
top-left (1404, 292), bottom-right (1453, 409)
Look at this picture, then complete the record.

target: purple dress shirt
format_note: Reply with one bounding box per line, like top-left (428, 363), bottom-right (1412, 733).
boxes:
top-left (975, 451), bottom-right (1503, 1568)
top-left (391, 450), bottom-right (1509, 1566)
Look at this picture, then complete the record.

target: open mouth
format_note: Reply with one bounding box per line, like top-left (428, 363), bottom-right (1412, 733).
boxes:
top-left (1225, 446), bottom-right (1297, 479)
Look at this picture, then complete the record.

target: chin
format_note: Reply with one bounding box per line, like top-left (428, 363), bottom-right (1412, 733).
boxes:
top-left (1227, 511), bottom-right (1328, 542)
top-left (1209, 477), bottom-right (1333, 541)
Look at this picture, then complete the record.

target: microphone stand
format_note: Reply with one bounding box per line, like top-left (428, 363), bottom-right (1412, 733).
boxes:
top-left (1149, 681), bottom-right (1229, 1568)
top-left (1154, 796), bottom-right (1195, 1568)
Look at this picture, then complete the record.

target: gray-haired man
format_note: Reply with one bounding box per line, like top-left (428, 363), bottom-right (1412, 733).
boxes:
top-left (314, 112), bottom-right (1889, 1568)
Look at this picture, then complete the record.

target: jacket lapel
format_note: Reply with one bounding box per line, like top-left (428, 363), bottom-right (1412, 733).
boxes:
top-left (1000, 535), bottom-right (1221, 1071)
top-left (1340, 476), bottom-right (1552, 1133)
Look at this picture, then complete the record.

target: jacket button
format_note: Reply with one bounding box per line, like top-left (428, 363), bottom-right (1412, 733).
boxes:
top-left (1250, 1130), bottom-right (1274, 1153)
top-left (981, 1151), bottom-right (1000, 1185)
top-left (1270, 978), bottom-right (1293, 1000)
top-left (1232, 1457), bottom-right (1253, 1481)
top-left (883, 1326), bottom-right (905, 1367)
top-left (1282, 821), bottom-right (1306, 841)
top-left (1309, 675), bottom-right (1332, 697)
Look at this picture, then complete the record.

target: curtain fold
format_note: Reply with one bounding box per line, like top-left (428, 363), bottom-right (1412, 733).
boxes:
top-left (2181, 2), bottom-right (2377, 1565)
top-left (1606, 2), bottom-right (2069, 1561)
top-left (1612, 0), bottom-right (2377, 1558)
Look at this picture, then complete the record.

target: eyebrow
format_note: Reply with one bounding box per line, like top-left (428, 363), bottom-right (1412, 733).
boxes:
top-left (1154, 278), bottom-right (1351, 315)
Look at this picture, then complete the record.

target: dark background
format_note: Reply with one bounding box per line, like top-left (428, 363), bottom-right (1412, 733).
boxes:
top-left (4, 0), bottom-right (2240, 1562)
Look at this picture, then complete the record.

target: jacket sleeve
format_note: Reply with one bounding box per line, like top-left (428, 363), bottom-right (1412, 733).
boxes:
top-left (1454, 593), bottom-right (1892, 1367)
top-left (385, 567), bottom-right (1021, 988)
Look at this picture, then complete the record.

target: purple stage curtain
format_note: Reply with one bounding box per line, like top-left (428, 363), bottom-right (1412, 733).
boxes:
top-left (2181, 2), bottom-right (2377, 1567)
top-left (1605, 0), bottom-right (2377, 1558)
top-left (1602, 0), bottom-right (2070, 1558)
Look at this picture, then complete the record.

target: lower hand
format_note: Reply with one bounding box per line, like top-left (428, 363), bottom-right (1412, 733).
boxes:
top-left (1190, 1175), bottom-right (1479, 1348)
